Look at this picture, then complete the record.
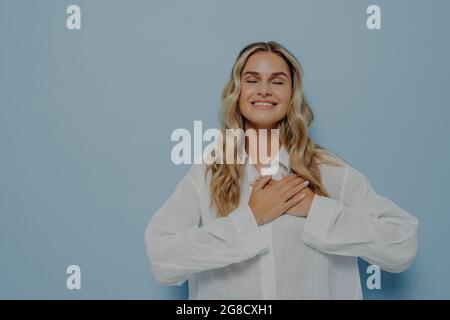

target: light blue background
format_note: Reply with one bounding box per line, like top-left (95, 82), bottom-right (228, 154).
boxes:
top-left (1, 0), bottom-right (449, 299)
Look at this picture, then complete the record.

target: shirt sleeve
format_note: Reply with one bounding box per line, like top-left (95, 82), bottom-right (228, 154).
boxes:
top-left (302, 162), bottom-right (418, 273)
top-left (144, 164), bottom-right (269, 286)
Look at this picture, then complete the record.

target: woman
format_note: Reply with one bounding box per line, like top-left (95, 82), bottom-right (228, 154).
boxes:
top-left (145, 41), bottom-right (418, 299)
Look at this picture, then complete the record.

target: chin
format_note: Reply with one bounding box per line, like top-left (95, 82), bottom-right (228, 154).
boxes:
top-left (242, 104), bottom-right (286, 123)
top-left (244, 117), bottom-right (280, 129)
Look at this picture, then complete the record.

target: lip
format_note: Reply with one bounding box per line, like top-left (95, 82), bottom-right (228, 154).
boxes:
top-left (251, 100), bottom-right (278, 109)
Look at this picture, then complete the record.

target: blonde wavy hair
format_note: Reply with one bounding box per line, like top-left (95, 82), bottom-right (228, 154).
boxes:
top-left (206, 41), bottom-right (341, 217)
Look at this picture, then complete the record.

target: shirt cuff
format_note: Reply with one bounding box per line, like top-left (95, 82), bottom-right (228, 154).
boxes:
top-left (229, 203), bottom-right (270, 256)
top-left (302, 194), bottom-right (338, 246)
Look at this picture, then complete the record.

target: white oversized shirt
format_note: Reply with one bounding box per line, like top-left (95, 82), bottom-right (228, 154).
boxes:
top-left (145, 147), bottom-right (418, 299)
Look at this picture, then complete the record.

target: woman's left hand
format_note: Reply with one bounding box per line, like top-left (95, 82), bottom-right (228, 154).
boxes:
top-left (284, 186), bottom-right (314, 217)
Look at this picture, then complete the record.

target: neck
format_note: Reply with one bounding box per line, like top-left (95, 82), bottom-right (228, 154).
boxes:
top-left (244, 121), bottom-right (281, 167)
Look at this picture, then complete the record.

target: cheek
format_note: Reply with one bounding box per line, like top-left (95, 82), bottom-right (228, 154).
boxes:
top-left (277, 87), bottom-right (292, 104)
top-left (239, 86), bottom-right (252, 100)
top-left (238, 87), bottom-right (252, 109)
top-left (276, 88), bottom-right (292, 116)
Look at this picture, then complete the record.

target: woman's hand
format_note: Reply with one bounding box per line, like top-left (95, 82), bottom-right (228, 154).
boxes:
top-left (250, 174), bottom-right (315, 219)
top-left (248, 174), bottom-right (310, 225)
top-left (285, 186), bottom-right (314, 218)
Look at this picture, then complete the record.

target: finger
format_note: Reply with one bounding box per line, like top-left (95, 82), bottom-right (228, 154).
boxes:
top-left (260, 178), bottom-right (276, 188)
top-left (262, 180), bottom-right (276, 189)
top-left (250, 176), bottom-right (262, 184)
top-left (251, 176), bottom-right (263, 182)
top-left (280, 177), bottom-right (307, 194)
top-left (249, 181), bottom-right (262, 187)
top-left (282, 192), bottom-right (307, 210)
top-left (253, 175), bottom-right (272, 190)
top-left (282, 180), bottom-right (310, 201)
top-left (268, 173), bottom-right (297, 190)
top-left (267, 180), bottom-right (276, 186)
top-left (250, 176), bottom-right (265, 185)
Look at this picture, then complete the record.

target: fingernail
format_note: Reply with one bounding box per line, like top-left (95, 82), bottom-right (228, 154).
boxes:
top-left (300, 193), bottom-right (306, 198)
top-left (303, 181), bottom-right (309, 186)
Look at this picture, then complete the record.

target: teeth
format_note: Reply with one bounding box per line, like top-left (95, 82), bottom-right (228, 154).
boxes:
top-left (253, 102), bottom-right (275, 106)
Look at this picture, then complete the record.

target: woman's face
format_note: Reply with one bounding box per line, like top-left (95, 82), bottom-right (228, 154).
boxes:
top-left (239, 52), bottom-right (292, 129)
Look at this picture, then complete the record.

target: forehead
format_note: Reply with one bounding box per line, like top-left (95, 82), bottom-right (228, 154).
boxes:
top-left (242, 52), bottom-right (290, 76)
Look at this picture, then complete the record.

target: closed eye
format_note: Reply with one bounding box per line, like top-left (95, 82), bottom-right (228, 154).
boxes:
top-left (245, 80), bottom-right (284, 84)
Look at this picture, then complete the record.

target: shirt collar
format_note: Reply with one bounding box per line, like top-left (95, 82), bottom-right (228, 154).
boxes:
top-left (244, 145), bottom-right (290, 172)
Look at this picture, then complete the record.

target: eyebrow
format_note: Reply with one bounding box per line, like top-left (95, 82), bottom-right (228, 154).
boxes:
top-left (242, 71), bottom-right (289, 79)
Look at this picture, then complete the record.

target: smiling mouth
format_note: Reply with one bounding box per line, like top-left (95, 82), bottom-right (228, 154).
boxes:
top-left (251, 102), bottom-right (278, 109)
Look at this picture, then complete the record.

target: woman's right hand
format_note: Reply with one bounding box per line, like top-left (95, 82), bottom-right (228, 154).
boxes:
top-left (248, 174), bottom-right (309, 225)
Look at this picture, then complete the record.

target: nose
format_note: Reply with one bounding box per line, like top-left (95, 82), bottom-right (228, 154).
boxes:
top-left (257, 81), bottom-right (272, 97)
